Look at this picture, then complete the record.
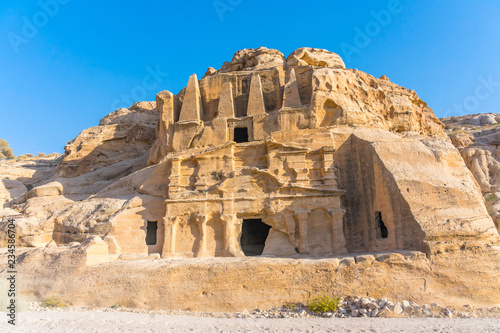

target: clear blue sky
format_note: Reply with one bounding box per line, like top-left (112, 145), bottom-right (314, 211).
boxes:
top-left (1, 0), bottom-right (499, 155)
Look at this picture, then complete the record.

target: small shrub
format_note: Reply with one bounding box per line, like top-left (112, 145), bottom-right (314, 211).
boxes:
top-left (111, 304), bottom-right (120, 309)
top-left (41, 296), bottom-right (66, 308)
top-left (307, 295), bottom-right (340, 313)
top-left (449, 128), bottom-right (467, 136)
top-left (0, 139), bottom-right (15, 160)
top-left (37, 152), bottom-right (46, 157)
top-left (211, 171), bottom-right (224, 181)
top-left (484, 194), bottom-right (500, 215)
top-left (283, 303), bottom-right (298, 310)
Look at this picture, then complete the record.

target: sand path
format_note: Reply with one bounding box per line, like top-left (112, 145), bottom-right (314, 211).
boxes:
top-left (1, 311), bottom-right (500, 332)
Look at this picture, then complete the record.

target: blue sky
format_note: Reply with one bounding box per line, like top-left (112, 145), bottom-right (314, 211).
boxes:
top-left (1, 0), bottom-right (499, 155)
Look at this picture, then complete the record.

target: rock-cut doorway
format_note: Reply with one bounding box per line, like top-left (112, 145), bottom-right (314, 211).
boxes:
top-left (240, 219), bottom-right (271, 256)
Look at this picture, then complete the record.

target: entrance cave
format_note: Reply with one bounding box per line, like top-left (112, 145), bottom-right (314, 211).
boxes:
top-left (375, 212), bottom-right (388, 239)
top-left (240, 219), bottom-right (271, 256)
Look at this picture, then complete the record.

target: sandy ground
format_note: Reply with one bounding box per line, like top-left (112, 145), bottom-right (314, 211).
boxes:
top-left (1, 311), bottom-right (499, 333)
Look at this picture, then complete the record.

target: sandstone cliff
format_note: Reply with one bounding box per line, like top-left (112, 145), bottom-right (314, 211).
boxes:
top-left (0, 48), bottom-right (499, 311)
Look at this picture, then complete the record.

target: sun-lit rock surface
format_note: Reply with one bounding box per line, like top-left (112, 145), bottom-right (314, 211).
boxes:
top-left (442, 113), bottom-right (500, 230)
top-left (0, 48), bottom-right (499, 311)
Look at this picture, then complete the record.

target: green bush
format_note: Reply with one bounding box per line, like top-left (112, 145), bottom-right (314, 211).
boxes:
top-left (41, 296), bottom-right (66, 308)
top-left (307, 295), bottom-right (340, 313)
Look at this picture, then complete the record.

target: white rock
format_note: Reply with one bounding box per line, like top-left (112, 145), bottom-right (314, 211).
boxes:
top-left (393, 303), bottom-right (403, 314)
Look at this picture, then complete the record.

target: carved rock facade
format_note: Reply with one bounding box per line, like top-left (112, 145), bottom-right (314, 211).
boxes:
top-left (1, 48), bottom-right (500, 309)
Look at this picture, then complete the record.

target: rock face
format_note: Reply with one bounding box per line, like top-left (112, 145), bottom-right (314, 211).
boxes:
top-left (287, 47), bottom-right (346, 68)
top-left (0, 103), bottom-right (158, 246)
top-left (442, 113), bottom-right (500, 230)
top-left (1, 48), bottom-right (499, 310)
top-left (56, 102), bottom-right (157, 178)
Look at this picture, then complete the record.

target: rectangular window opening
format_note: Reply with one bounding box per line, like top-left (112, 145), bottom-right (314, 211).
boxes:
top-left (233, 127), bottom-right (249, 143)
top-left (146, 221), bottom-right (158, 246)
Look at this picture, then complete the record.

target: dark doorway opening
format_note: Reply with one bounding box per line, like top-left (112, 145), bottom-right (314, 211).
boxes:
top-left (375, 212), bottom-right (388, 239)
top-left (146, 221), bottom-right (158, 245)
top-left (233, 127), bottom-right (249, 143)
top-left (240, 219), bottom-right (271, 256)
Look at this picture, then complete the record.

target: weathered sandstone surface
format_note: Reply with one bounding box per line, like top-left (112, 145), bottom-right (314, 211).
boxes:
top-left (0, 48), bottom-right (499, 311)
top-left (56, 101), bottom-right (157, 178)
top-left (442, 113), bottom-right (500, 230)
top-left (0, 102), bottom-right (157, 246)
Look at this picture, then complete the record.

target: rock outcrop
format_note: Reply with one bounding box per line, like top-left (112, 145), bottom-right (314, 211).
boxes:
top-left (0, 103), bottom-right (159, 246)
top-left (56, 102), bottom-right (157, 178)
top-left (442, 113), bottom-right (500, 230)
top-left (1, 48), bottom-right (499, 311)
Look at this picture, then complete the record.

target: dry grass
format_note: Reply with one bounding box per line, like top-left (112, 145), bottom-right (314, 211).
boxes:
top-left (41, 296), bottom-right (67, 308)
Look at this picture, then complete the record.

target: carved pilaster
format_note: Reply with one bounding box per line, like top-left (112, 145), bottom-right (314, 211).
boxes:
top-left (168, 158), bottom-right (182, 199)
top-left (321, 147), bottom-right (337, 188)
top-left (283, 210), bottom-right (299, 250)
top-left (194, 213), bottom-right (208, 257)
top-left (328, 209), bottom-right (348, 254)
top-left (161, 215), bottom-right (179, 258)
top-left (221, 214), bottom-right (244, 257)
top-left (294, 210), bottom-right (311, 254)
